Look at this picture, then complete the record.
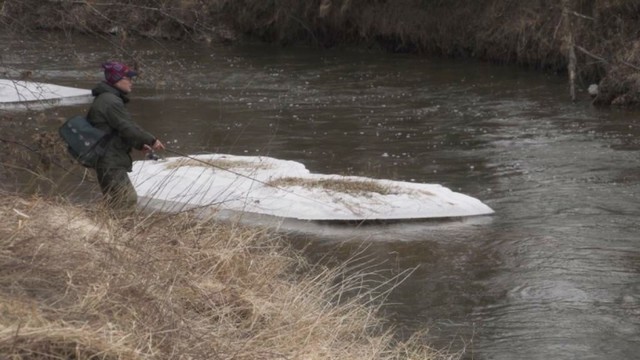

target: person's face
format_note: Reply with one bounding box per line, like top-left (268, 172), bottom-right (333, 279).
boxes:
top-left (115, 76), bottom-right (133, 93)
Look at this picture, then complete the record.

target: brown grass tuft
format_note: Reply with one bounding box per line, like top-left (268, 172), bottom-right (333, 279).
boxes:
top-left (0, 194), bottom-right (451, 359)
top-left (268, 177), bottom-right (397, 196)
top-left (164, 157), bottom-right (273, 171)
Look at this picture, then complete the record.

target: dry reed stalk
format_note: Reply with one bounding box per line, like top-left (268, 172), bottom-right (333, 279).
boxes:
top-left (0, 194), bottom-right (452, 359)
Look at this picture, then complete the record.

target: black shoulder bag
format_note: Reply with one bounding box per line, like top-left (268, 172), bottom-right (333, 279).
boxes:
top-left (59, 115), bottom-right (112, 168)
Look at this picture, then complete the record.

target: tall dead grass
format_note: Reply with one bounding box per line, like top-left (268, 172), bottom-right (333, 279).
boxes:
top-left (0, 194), bottom-right (452, 359)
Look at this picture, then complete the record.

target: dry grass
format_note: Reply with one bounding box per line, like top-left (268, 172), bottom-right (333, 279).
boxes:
top-left (0, 194), bottom-right (452, 359)
top-left (164, 158), bottom-right (273, 171)
top-left (268, 177), bottom-right (397, 196)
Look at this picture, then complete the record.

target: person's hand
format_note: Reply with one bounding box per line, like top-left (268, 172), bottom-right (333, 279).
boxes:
top-left (143, 139), bottom-right (165, 152)
top-left (151, 139), bottom-right (165, 151)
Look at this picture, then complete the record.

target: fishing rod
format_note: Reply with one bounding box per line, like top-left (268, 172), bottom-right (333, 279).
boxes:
top-left (152, 147), bottom-right (352, 213)
top-left (161, 148), bottom-right (278, 187)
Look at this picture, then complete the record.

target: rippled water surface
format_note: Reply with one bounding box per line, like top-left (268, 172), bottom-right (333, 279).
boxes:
top-left (2, 33), bottom-right (640, 359)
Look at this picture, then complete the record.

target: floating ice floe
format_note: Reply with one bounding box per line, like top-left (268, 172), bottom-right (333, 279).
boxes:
top-left (131, 153), bottom-right (494, 221)
top-left (0, 79), bottom-right (92, 110)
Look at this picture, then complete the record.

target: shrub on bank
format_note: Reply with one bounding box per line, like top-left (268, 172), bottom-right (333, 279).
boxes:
top-left (0, 194), bottom-right (452, 359)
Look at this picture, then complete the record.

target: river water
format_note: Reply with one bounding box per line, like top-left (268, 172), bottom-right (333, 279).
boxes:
top-left (2, 33), bottom-right (639, 359)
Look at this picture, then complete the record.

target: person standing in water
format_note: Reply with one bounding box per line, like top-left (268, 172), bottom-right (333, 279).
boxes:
top-left (87, 61), bottom-right (164, 211)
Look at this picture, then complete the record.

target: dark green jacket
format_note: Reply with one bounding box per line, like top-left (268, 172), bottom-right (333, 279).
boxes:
top-left (87, 82), bottom-right (156, 171)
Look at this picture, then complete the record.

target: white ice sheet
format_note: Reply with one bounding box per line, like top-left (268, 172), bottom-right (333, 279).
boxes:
top-left (0, 79), bottom-right (92, 109)
top-left (131, 154), bottom-right (494, 221)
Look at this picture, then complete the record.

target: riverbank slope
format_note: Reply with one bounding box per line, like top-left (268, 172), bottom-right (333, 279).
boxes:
top-left (0, 192), bottom-right (448, 359)
top-left (2, 0), bottom-right (639, 106)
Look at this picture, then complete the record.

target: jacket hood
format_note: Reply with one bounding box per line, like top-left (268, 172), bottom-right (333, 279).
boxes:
top-left (91, 81), bottom-right (129, 103)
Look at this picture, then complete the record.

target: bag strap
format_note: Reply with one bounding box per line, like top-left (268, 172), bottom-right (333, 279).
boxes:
top-left (87, 93), bottom-right (118, 142)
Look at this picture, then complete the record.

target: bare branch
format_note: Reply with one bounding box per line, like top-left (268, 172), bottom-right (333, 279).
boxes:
top-left (574, 45), bottom-right (609, 64)
top-left (569, 10), bottom-right (594, 21)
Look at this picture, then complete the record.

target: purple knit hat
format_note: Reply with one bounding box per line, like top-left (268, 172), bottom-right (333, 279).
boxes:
top-left (102, 61), bottom-right (138, 85)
